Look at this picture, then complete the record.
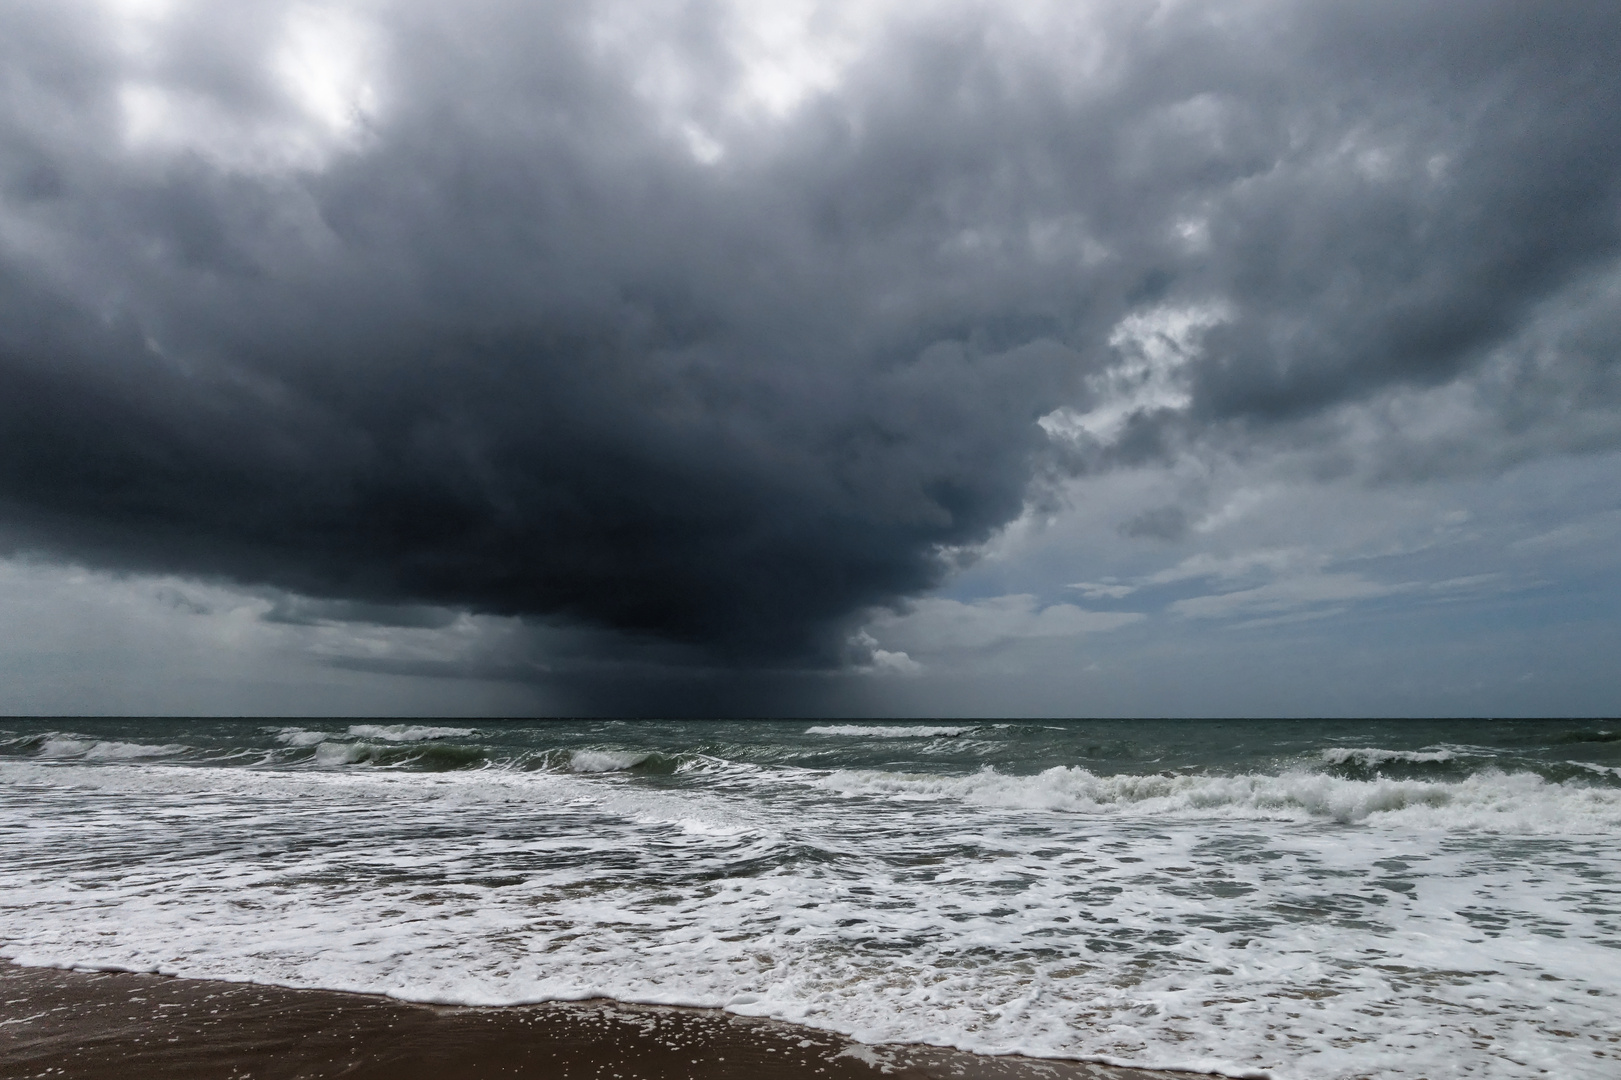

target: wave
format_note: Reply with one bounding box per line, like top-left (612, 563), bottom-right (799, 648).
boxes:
top-left (5, 742), bottom-right (1619, 1080)
top-left (273, 727), bottom-right (335, 747)
top-left (265, 725), bottom-right (487, 769)
top-left (1320, 746), bottom-right (1457, 766)
top-left (1555, 728), bottom-right (1620, 744)
top-left (804, 724), bottom-right (984, 738)
top-left (1571, 760), bottom-right (1621, 779)
top-left (273, 724), bottom-right (477, 749)
top-left (568, 750), bottom-right (650, 773)
top-left (346, 724), bottom-right (476, 743)
top-left (33, 736), bottom-right (187, 761)
top-left (312, 740), bottom-right (487, 771)
top-left (814, 763), bottom-right (1621, 832)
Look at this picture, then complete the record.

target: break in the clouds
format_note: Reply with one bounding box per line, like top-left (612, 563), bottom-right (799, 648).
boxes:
top-left (2, 0), bottom-right (1620, 712)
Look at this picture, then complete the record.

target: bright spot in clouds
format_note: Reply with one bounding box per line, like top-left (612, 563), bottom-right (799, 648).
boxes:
top-left (1041, 302), bottom-right (1231, 446)
top-left (116, 1), bottom-right (378, 173)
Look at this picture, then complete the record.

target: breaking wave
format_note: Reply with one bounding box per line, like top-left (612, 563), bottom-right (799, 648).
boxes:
top-left (804, 724), bottom-right (983, 738)
top-left (345, 724), bottom-right (476, 742)
top-left (814, 762), bottom-right (1621, 832)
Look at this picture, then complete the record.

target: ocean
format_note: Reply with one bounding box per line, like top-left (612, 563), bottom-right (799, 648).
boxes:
top-left (1, 718), bottom-right (1617, 1079)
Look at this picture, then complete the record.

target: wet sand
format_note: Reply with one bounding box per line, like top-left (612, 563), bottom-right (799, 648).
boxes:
top-left (0, 963), bottom-right (1202, 1080)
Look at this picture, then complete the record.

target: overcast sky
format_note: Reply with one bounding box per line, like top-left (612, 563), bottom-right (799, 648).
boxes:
top-left (1, 0), bottom-right (1618, 717)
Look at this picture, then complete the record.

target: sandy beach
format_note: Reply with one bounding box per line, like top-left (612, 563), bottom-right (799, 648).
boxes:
top-left (0, 964), bottom-right (1200, 1080)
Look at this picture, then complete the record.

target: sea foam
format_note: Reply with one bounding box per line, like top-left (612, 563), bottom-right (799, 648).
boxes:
top-left (815, 762), bottom-right (1621, 832)
top-left (35, 736), bottom-right (186, 761)
top-left (804, 724), bottom-right (982, 738)
top-left (346, 724), bottom-right (476, 742)
top-left (3, 721), bottom-right (1618, 1080)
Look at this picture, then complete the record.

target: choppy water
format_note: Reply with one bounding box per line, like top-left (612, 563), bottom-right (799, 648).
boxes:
top-left (2, 718), bottom-right (1619, 1079)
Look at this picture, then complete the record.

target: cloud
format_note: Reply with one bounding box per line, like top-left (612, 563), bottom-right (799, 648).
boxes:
top-left (1161, 557), bottom-right (1509, 625)
top-left (1145, 548), bottom-right (1312, 587)
top-left (846, 630), bottom-right (923, 675)
top-left (262, 595), bottom-right (461, 629)
top-left (1, 0), bottom-right (1619, 699)
top-left (1117, 506), bottom-right (1188, 542)
top-left (0, 555), bottom-right (550, 714)
top-left (866, 594), bottom-right (1144, 656)
top-left (1168, 571), bottom-right (1400, 621)
top-left (1066, 581), bottom-right (1138, 600)
top-left (1039, 301), bottom-right (1231, 447)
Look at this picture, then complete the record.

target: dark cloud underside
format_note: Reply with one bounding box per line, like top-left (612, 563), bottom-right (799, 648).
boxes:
top-left (1, 0), bottom-right (1618, 669)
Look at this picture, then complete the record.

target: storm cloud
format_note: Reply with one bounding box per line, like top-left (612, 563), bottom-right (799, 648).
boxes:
top-left (1, 0), bottom-right (1619, 685)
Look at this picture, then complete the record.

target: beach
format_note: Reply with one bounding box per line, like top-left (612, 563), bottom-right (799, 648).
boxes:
top-left (3, 718), bottom-right (1619, 1079)
top-left (0, 965), bottom-right (1192, 1080)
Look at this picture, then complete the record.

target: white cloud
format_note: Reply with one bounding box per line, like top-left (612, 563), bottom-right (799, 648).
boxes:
top-left (1040, 301), bottom-right (1231, 446)
top-left (847, 630), bottom-right (923, 675)
top-left (117, 2), bottom-right (380, 174)
top-left (1066, 580), bottom-right (1137, 599)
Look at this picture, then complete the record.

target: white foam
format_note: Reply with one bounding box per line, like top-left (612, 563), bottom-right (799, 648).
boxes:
top-left (1320, 746), bottom-right (1457, 765)
top-left (831, 1045), bottom-right (886, 1067)
top-left (1570, 760), bottom-right (1621, 779)
top-left (270, 724), bottom-right (476, 753)
top-left (314, 741), bottom-right (374, 766)
top-left (569, 750), bottom-right (649, 773)
top-left (804, 724), bottom-right (979, 738)
top-left (814, 764), bottom-right (1621, 832)
top-left (3, 756), bottom-right (1618, 1080)
top-left (346, 724), bottom-right (475, 743)
top-left (274, 727), bottom-right (336, 747)
top-left (36, 737), bottom-right (91, 757)
top-left (35, 738), bottom-right (185, 760)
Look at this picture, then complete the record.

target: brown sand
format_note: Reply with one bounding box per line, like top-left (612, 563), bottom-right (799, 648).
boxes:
top-left (0, 963), bottom-right (1201, 1080)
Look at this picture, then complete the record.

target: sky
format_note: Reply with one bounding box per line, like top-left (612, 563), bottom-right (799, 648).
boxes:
top-left (1, 0), bottom-right (1618, 717)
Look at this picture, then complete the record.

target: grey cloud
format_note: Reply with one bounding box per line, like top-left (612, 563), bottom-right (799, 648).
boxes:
top-left (1, 0), bottom-right (1618, 699)
top-left (1120, 506), bottom-right (1190, 542)
top-left (261, 596), bottom-right (461, 630)
top-left (866, 594), bottom-right (1144, 656)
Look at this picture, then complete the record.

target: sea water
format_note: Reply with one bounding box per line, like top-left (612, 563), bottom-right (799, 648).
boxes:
top-left (1, 718), bottom-right (1618, 1079)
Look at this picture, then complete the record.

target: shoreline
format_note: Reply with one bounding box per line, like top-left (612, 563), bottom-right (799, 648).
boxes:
top-left (0, 962), bottom-right (1213, 1080)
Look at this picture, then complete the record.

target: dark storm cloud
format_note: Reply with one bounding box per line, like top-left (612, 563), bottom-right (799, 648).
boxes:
top-left (1, 0), bottom-right (1618, 676)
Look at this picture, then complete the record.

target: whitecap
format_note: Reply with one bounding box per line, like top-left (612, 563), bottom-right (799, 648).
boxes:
top-left (314, 741), bottom-right (374, 765)
top-left (1320, 746), bottom-right (1457, 766)
top-left (37, 737), bottom-right (184, 760)
top-left (815, 763), bottom-right (1621, 832)
top-left (346, 724), bottom-right (475, 743)
top-left (803, 724), bottom-right (980, 738)
top-left (274, 727), bottom-right (333, 747)
top-left (569, 750), bottom-right (648, 773)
